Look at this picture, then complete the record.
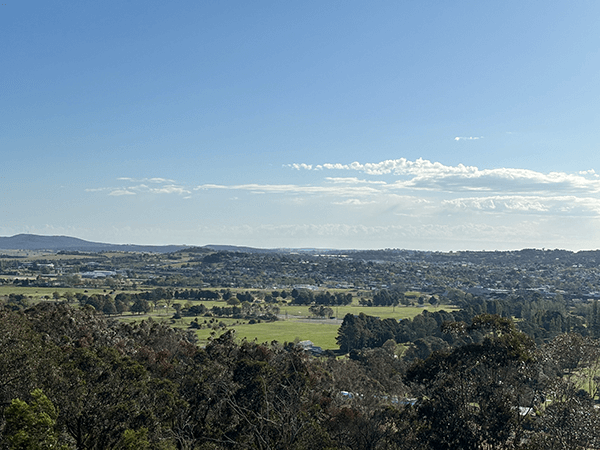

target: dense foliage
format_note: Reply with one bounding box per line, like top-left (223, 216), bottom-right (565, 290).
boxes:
top-left (1, 304), bottom-right (600, 449)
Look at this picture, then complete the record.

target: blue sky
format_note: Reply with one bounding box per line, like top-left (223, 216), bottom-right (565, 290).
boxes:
top-left (2, 1), bottom-right (600, 250)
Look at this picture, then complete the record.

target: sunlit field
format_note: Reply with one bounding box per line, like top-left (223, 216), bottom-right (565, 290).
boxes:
top-left (0, 285), bottom-right (456, 350)
top-left (119, 301), bottom-right (457, 350)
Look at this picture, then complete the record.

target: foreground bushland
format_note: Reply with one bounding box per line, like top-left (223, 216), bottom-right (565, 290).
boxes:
top-left (1, 304), bottom-right (600, 449)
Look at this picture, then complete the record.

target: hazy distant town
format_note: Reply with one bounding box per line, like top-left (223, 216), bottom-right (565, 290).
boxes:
top-left (3, 235), bottom-right (600, 304)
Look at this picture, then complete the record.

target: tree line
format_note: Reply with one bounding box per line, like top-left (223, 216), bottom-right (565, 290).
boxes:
top-left (336, 294), bottom-right (595, 361)
top-left (287, 289), bottom-right (353, 306)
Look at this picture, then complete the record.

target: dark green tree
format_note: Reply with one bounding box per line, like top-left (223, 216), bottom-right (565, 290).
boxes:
top-left (131, 298), bottom-right (151, 314)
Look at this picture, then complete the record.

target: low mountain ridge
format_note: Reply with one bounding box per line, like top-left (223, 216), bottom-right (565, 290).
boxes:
top-left (0, 234), bottom-right (187, 253)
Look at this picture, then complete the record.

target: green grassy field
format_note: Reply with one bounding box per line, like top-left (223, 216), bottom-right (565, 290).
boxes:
top-left (196, 320), bottom-right (341, 349)
top-left (121, 303), bottom-right (456, 350)
top-left (231, 305), bottom-right (454, 349)
top-left (279, 303), bottom-right (455, 320)
top-left (138, 315), bottom-right (343, 349)
top-left (0, 285), bottom-right (456, 350)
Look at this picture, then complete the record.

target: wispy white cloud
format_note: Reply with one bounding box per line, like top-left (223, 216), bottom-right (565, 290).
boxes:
top-left (289, 158), bottom-right (600, 195)
top-left (280, 158), bottom-right (600, 221)
top-left (325, 177), bottom-right (387, 185)
top-left (117, 177), bottom-right (176, 184)
top-left (147, 185), bottom-right (191, 195)
top-left (443, 195), bottom-right (600, 215)
top-left (89, 178), bottom-right (190, 197)
top-left (90, 159), bottom-right (600, 221)
top-left (194, 182), bottom-right (382, 197)
top-left (332, 199), bottom-right (377, 206)
top-left (288, 163), bottom-right (316, 171)
top-left (291, 158), bottom-right (480, 176)
top-left (109, 189), bottom-right (136, 196)
top-left (454, 136), bottom-right (483, 141)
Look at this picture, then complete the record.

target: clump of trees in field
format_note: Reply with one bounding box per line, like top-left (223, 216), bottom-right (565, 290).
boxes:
top-left (288, 289), bottom-right (353, 306)
top-left (2, 303), bottom-right (600, 449)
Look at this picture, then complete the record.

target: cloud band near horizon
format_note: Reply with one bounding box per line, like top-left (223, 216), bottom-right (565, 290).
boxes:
top-left (86, 158), bottom-right (600, 220)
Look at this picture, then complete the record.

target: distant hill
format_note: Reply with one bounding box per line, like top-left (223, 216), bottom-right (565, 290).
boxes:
top-left (0, 234), bottom-right (333, 254)
top-left (0, 234), bottom-right (187, 253)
